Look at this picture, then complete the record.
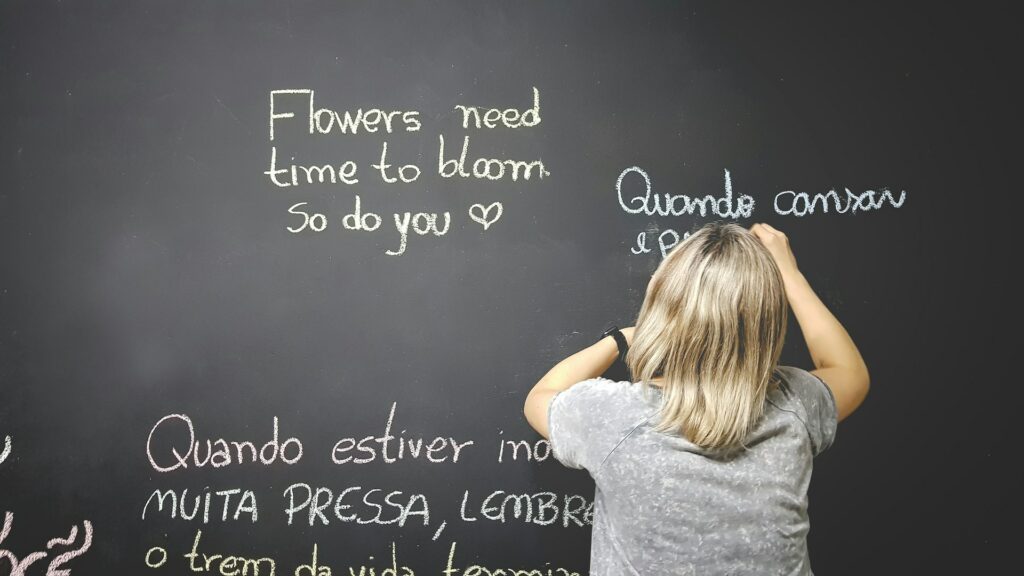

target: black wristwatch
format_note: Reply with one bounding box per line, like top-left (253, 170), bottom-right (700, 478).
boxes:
top-left (601, 325), bottom-right (630, 365)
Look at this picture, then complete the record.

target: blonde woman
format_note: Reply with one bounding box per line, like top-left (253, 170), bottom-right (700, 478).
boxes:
top-left (524, 221), bottom-right (869, 575)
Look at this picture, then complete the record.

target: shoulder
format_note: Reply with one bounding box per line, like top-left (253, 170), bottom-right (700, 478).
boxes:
top-left (553, 377), bottom-right (634, 404)
top-left (551, 377), bottom-right (652, 419)
top-left (772, 366), bottom-right (836, 410)
top-left (548, 377), bottom-right (650, 472)
top-left (550, 377), bottom-right (639, 426)
top-left (768, 365), bottom-right (839, 455)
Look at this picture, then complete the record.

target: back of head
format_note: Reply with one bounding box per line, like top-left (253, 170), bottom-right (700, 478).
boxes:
top-left (626, 221), bottom-right (789, 455)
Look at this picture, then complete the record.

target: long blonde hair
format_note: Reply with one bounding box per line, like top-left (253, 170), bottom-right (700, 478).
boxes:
top-left (626, 221), bottom-right (788, 454)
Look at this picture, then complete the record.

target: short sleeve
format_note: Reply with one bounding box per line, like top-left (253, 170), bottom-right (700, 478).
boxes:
top-left (775, 366), bottom-right (839, 455)
top-left (547, 378), bottom-right (621, 472)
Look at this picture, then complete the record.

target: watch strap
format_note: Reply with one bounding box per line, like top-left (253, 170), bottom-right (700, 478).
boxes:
top-left (601, 325), bottom-right (629, 364)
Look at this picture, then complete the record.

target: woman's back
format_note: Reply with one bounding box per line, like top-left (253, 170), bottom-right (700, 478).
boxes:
top-left (527, 222), bottom-right (869, 573)
top-left (548, 365), bottom-right (838, 575)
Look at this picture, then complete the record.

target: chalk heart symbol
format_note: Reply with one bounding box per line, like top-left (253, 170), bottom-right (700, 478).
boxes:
top-left (469, 202), bottom-right (503, 230)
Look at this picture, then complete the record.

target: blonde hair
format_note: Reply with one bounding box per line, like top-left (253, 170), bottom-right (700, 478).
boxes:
top-left (626, 221), bottom-right (788, 454)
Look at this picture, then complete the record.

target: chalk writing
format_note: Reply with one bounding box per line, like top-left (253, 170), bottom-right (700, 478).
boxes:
top-left (0, 512), bottom-right (93, 575)
top-left (269, 89), bottom-right (421, 140)
top-left (372, 141), bottom-right (421, 184)
top-left (342, 195), bottom-right (382, 231)
top-left (616, 167), bottom-right (754, 218)
top-left (443, 541), bottom-right (580, 576)
top-left (774, 187), bottom-right (907, 216)
top-left (287, 202), bottom-right (328, 233)
top-left (133, 403), bottom-right (598, 574)
top-left (458, 490), bottom-right (592, 527)
top-left (142, 487), bottom-right (258, 523)
top-left (387, 210), bottom-right (452, 256)
top-left (0, 435), bottom-right (9, 465)
top-left (615, 166), bottom-right (907, 258)
top-left (283, 484), bottom-right (430, 528)
top-left (438, 135), bottom-right (550, 181)
top-left (496, 432), bottom-right (551, 463)
top-left (455, 86), bottom-right (542, 129)
top-left (265, 87), bottom-right (545, 256)
top-left (294, 540), bottom-right (416, 576)
top-left (147, 414), bottom-right (303, 472)
top-left (329, 402), bottom-right (474, 464)
top-left (631, 226), bottom-right (692, 259)
top-left (265, 147), bottom-right (360, 188)
top-left (144, 546), bottom-right (167, 568)
top-left (468, 202), bottom-right (503, 231)
top-left (184, 529), bottom-right (275, 575)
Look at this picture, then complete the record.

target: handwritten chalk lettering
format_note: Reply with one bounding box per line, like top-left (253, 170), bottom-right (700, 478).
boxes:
top-left (774, 187), bottom-right (907, 216)
top-left (282, 483), bottom-right (430, 528)
top-left (287, 202), bottom-right (328, 233)
top-left (386, 211), bottom-right (452, 256)
top-left (438, 135), bottom-right (550, 181)
top-left (330, 402), bottom-right (473, 463)
top-left (0, 512), bottom-right (94, 575)
top-left (147, 414), bottom-right (303, 472)
top-left (454, 86), bottom-right (542, 129)
top-left (656, 228), bottom-right (684, 258)
top-left (631, 229), bottom-right (692, 259)
top-left (631, 230), bottom-right (649, 255)
top-left (265, 146), bottom-right (359, 187)
top-left (312, 104), bottom-right (422, 136)
top-left (295, 543), bottom-right (328, 576)
top-left (0, 512), bottom-right (46, 575)
top-left (458, 490), bottom-right (593, 527)
top-left (372, 141), bottom-right (421, 184)
top-left (297, 541), bottom-right (412, 576)
top-left (431, 520), bottom-right (448, 541)
top-left (184, 529), bottom-right (275, 576)
top-left (145, 546), bottom-right (167, 568)
top-left (0, 435), bottom-right (9, 465)
top-left (45, 520), bottom-right (94, 576)
top-left (342, 195), bottom-right (382, 231)
top-left (269, 89), bottom-right (421, 140)
top-left (142, 487), bottom-right (258, 523)
top-left (496, 433), bottom-right (551, 462)
top-left (616, 167), bottom-right (754, 218)
top-left (443, 541), bottom-right (581, 576)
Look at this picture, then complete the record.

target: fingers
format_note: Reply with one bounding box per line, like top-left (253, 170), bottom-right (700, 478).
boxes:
top-left (749, 222), bottom-right (774, 242)
top-left (760, 223), bottom-right (785, 238)
top-left (749, 223), bottom-right (798, 277)
top-left (749, 223), bottom-right (766, 243)
top-left (749, 222), bottom-right (785, 240)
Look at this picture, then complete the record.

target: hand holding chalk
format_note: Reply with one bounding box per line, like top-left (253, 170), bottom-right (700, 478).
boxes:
top-left (750, 223), bottom-right (801, 281)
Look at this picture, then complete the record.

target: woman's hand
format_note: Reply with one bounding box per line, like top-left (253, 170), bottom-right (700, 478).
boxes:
top-left (750, 223), bottom-right (801, 280)
top-left (621, 326), bottom-right (636, 346)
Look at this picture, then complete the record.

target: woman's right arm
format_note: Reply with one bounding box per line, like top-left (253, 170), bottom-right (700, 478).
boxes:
top-left (751, 223), bottom-right (870, 422)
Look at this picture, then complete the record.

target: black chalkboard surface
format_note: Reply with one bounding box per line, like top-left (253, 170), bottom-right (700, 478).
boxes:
top-left (1, 1), bottom-right (1016, 574)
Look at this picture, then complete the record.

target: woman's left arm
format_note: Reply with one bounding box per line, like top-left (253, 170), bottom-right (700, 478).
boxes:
top-left (523, 327), bottom-right (634, 439)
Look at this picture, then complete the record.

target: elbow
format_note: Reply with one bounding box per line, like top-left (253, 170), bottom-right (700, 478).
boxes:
top-left (856, 363), bottom-right (871, 404)
top-left (523, 388), bottom-right (538, 419)
top-left (522, 389), bottom-right (543, 434)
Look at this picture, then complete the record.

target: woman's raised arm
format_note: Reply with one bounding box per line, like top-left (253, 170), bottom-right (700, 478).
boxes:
top-left (751, 223), bottom-right (871, 421)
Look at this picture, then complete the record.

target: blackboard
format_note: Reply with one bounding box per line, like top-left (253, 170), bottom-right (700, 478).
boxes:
top-left (1, 1), bottom-right (1015, 574)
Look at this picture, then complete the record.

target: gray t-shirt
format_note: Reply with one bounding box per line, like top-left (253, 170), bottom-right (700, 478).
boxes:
top-left (548, 365), bottom-right (838, 575)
